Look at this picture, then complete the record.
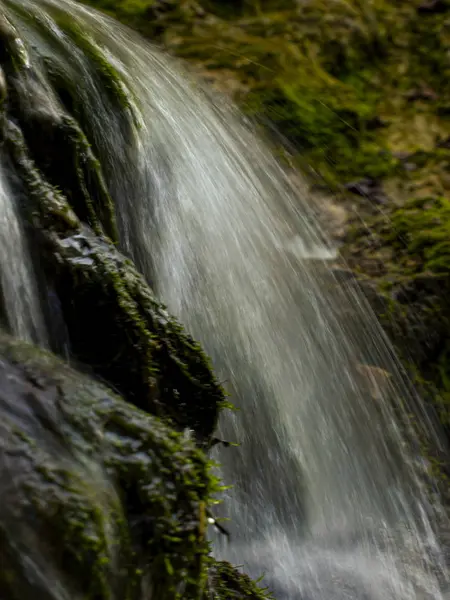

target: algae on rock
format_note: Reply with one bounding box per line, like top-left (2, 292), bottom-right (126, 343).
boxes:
top-left (0, 329), bottom-right (221, 600)
top-left (0, 12), bottom-right (277, 597)
top-left (0, 18), bottom-right (226, 444)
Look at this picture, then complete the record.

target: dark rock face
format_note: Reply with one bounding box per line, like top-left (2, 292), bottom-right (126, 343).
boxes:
top-left (417, 0), bottom-right (450, 15)
top-left (0, 331), bottom-right (212, 599)
top-left (0, 332), bottom-right (273, 600)
top-left (0, 7), bottom-right (273, 600)
top-left (343, 178), bottom-right (389, 206)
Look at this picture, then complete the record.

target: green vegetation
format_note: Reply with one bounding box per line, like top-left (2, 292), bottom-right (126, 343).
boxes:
top-left (207, 561), bottom-right (274, 599)
top-left (83, 0), bottom-right (450, 187)
top-left (1, 0), bottom-right (450, 594)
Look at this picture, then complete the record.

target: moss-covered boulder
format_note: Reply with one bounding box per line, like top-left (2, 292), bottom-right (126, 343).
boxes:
top-left (0, 12), bottom-right (227, 445)
top-left (0, 329), bottom-right (275, 599)
top-left (0, 329), bottom-right (216, 599)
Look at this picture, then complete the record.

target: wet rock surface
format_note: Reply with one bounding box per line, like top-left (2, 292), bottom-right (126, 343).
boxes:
top-left (0, 331), bottom-right (274, 599)
top-left (0, 331), bottom-right (211, 599)
top-left (0, 1), bottom-right (448, 598)
top-left (0, 9), bottom-right (273, 599)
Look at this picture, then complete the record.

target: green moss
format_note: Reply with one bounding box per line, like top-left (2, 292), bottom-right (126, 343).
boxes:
top-left (207, 560), bottom-right (274, 599)
top-left (243, 74), bottom-right (396, 185)
top-left (12, 107), bottom-right (118, 243)
top-left (81, 0), bottom-right (199, 40)
top-left (80, 0), bottom-right (450, 190)
top-left (5, 0), bottom-right (140, 162)
top-left (46, 11), bottom-right (139, 119)
top-left (0, 330), bottom-right (221, 599)
top-left (57, 114), bottom-right (119, 243)
top-left (388, 196), bottom-right (450, 273)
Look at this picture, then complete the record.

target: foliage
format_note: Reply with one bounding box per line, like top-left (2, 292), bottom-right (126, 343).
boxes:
top-left (83, 0), bottom-right (450, 188)
top-left (207, 561), bottom-right (274, 599)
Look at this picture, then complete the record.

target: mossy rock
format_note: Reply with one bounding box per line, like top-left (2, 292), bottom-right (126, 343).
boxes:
top-left (4, 113), bottom-right (224, 443)
top-left (0, 330), bottom-right (277, 599)
top-left (82, 0), bottom-right (450, 190)
top-left (0, 329), bottom-right (218, 599)
top-left (207, 561), bottom-right (274, 599)
top-left (0, 17), bottom-right (226, 444)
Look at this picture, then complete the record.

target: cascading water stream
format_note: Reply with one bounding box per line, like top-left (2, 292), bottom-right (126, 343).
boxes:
top-left (0, 160), bottom-right (47, 345)
top-left (1, 1), bottom-right (449, 597)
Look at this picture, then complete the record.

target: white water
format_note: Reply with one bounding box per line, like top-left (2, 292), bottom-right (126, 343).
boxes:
top-left (0, 162), bottom-right (47, 345)
top-left (3, 1), bottom-right (450, 597)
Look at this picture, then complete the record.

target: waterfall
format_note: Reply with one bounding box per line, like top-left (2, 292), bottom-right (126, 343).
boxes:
top-left (1, 0), bottom-right (449, 597)
top-left (0, 160), bottom-right (47, 345)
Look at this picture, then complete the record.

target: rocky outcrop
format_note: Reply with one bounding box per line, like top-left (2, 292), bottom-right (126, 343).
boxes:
top-left (0, 330), bottom-right (273, 599)
top-left (0, 331), bottom-right (213, 599)
top-left (0, 10), bottom-right (272, 599)
top-left (0, 14), bottom-right (225, 445)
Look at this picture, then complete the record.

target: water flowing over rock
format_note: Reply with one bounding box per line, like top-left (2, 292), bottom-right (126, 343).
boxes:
top-left (0, 1), bottom-right (447, 598)
top-left (0, 331), bottom-right (210, 599)
top-left (0, 161), bottom-right (47, 345)
top-left (0, 330), bottom-right (270, 600)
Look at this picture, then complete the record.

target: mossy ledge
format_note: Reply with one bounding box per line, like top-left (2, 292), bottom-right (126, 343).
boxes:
top-left (0, 11), bottom-right (274, 598)
top-left (0, 16), bottom-right (227, 445)
top-left (0, 329), bottom-right (212, 600)
top-left (0, 330), bottom-right (271, 599)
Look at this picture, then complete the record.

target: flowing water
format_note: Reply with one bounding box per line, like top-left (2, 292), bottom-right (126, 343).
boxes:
top-left (0, 160), bottom-right (47, 345)
top-left (1, 0), bottom-right (449, 597)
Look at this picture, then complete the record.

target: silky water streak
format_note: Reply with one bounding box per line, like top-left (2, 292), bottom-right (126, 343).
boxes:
top-left (3, 1), bottom-right (449, 597)
top-left (0, 159), bottom-right (47, 346)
